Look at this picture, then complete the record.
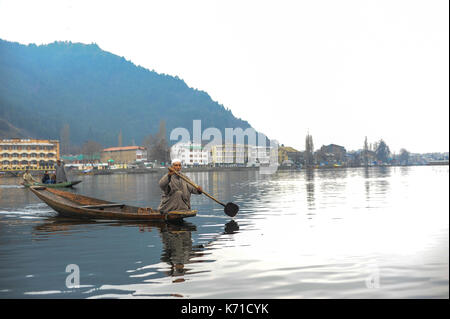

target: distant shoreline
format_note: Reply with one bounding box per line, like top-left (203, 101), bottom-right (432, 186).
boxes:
top-left (1, 163), bottom-right (448, 178)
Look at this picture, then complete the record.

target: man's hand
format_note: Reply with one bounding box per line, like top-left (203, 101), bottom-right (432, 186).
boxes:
top-left (168, 166), bottom-right (176, 176)
top-left (197, 186), bottom-right (203, 194)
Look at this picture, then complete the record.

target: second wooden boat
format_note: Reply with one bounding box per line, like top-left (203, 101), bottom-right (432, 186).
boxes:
top-left (29, 186), bottom-right (197, 222)
top-left (22, 180), bottom-right (82, 188)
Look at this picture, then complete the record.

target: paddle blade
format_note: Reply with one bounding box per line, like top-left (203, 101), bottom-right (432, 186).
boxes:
top-left (224, 202), bottom-right (239, 217)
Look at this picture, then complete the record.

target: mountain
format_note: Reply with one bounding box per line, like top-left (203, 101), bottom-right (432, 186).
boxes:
top-left (0, 39), bottom-right (254, 149)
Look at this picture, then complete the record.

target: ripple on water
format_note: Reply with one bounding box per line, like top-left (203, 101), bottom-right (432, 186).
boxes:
top-left (0, 203), bottom-right (56, 219)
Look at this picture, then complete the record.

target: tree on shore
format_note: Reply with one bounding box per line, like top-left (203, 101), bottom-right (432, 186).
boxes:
top-left (374, 139), bottom-right (391, 163)
top-left (81, 140), bottom-right (103, 163)
top-left (143, 120), bottom-right (170, 165)
top-left (399, 148), bottom-right (410, 165)
top-left (60, 123), bottom-right (70, 155)
top-left (305, 132), bottom-right (314, 167)
top-left (363, 136), bottom-right (369, 167)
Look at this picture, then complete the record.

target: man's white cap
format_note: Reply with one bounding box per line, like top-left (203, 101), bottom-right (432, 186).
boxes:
top-left (171, 158), bottom-right (181, 164)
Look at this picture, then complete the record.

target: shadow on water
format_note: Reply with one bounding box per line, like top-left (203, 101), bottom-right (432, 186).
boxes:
top-left (32, 217), bottom-right (240, 286)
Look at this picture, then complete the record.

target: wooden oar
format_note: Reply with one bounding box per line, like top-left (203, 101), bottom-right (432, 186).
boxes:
top-left (169, 168), bottom-right (239, 217)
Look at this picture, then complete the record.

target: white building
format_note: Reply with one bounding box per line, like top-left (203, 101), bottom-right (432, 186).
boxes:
top-left (210, 144), bottom-right (274, 166)
top-left (170, 142), bottom-right (210, 166)
top-left (254, 145), bottom-right (271, 164)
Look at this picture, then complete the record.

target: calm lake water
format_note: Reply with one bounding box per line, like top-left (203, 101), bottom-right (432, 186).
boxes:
top-left (0, 166), bottom-right (448, 299)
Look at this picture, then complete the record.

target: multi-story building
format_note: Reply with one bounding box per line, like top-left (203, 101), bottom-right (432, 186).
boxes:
top-left (170, 142), bottom-right (276, 167)
top-left (210, 144), bottom-right (274, 166)
top-left (0, 138), bottom-right (60, 171)
top-left (254, 145), bottom-right (272, 164)
top-left (101, 146), bottom-right (147, 164)
top-left (210, 144), bottom-right (237, 164)
top-left (170, 142), bottom-right (209, 166)
top-left (316, 144), bottom-right (347, 165)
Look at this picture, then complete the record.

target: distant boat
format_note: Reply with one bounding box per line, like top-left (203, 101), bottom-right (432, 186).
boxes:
top-left (22, 181), bottom-right (82, 188)
top-left (81, 168), bottom-right (94, 175)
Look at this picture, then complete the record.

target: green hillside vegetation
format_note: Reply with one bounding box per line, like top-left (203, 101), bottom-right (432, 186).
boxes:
top-left (0, 39), bottom-right (253, 151)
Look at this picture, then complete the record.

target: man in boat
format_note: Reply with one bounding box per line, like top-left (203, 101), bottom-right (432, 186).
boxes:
top-left (158, 159), bottom-right (203, 213)
top-left (41, 170), bottom-right (51, 184)
top-left (22, 169), bottom-right (38, 184)
top-left (55, 160), bottom-right (68, 183)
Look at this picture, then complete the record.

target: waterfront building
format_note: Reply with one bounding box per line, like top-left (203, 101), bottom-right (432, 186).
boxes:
top-left (209, 143), bottom-right (246, 166)
top-left (170, 142), bottom-right (210, 166)
top-left (254, 145), bottom-right (272, 164)
top-left (316, 144), bottom-right (347, 165)
top-left (210, 144), bottom-right (224, 164)
top-left (209, 144), bottom-right (273, 166)
top-left (61, 154), bottom-right (101, 164)
top-left (278, 146), bottom-right (302, 164)
top-left (100, 146), bottom-right (147, 165)
top-left (211, 143), bottom-right (245, 164)
top-left (0, 138), bottom-right (59, 171)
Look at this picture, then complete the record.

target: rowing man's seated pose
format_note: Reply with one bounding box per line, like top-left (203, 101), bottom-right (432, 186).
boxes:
top-left (22, 169), bottom-right (38, 184)
top-left (157, 159), bottom-right (202, 213)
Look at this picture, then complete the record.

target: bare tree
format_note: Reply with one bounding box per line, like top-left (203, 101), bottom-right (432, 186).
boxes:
top-left (81, 140), bottom-right (103, 163)
top-left (60, 123), bottom-right (70, 155)
top-left (143, 120), bottom-right (170, 165)
top-left (375, 139), bottom-right (391, 163)
top-left (363, 136), bottom-right (369, 167)
top-left (399, 148), bottom-right (410, 165)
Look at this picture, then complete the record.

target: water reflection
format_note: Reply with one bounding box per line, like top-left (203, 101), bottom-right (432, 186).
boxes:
top-left (399, 166), bottom-right (411, 176)
top-left (224, 220), bottom-right (239, 234)
top-left (159, 223), bottom-right (199, 280)
top-left (161, 219), bottom-right (240, 282)
top-left (33, 218), bottom-right (97, 233)
top-left (32, 218), bottom-right (240, 285)
top-left (364, 167), bottom-right (371, 203)
top-left (305, 169), bottom-right (315, 210)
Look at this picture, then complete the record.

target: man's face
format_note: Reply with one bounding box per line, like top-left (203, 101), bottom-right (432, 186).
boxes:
top-left (172, 162), bottom-right (182, 172)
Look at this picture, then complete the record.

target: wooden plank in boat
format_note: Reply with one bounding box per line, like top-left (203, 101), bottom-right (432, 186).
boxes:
top-left (81, 203), bottom-right (125, 209)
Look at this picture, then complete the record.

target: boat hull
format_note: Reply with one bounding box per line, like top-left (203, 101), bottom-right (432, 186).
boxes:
top-left (29, 187), bottom-right (197, 222)
top-left (23, 181), bottom-right (82, 188)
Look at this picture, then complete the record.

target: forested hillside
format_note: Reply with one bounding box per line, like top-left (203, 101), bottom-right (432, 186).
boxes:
top-left (0, 39), bottom-right (253, 150)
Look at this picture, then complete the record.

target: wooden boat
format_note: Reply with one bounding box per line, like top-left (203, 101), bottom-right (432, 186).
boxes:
top-left (29, 186), bottom-right (197, 221)
top-left (22, 180), bottom-right (82, 188)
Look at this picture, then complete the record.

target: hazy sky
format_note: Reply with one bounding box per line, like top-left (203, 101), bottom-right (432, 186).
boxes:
top-left (0, 0), bottom-right (448, 153)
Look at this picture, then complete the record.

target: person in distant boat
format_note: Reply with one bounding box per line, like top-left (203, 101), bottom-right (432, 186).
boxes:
top-left (55, 160), bottom-right (68, 183)
top-left (50, 174), bottom-right (56, 184)
top-left (22, 169), bottom-right (38, 184)
top-left (157, 159), bottom-right (203, 213)
top-left (42, 170), bottom-right (51, 184)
